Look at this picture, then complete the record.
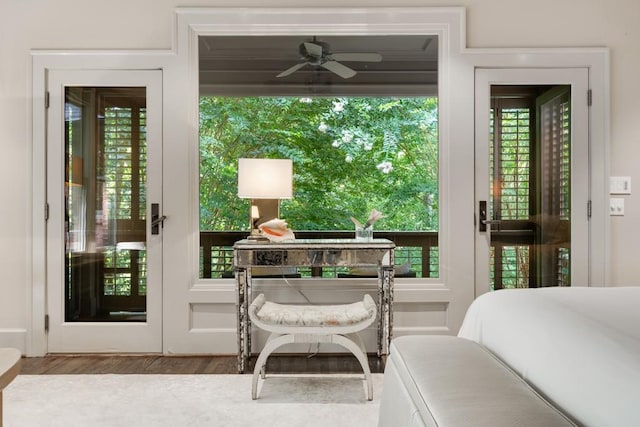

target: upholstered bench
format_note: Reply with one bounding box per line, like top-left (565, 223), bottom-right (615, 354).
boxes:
top-left (379, 336), bottom-right (576, 426)
top-left (249, 293), bottom-right (377, 400)
top-left (0, 348), bottom-right (21, 427)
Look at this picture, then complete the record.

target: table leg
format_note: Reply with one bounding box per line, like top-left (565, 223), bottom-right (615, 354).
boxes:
top-left (246, 269), bottom-right (253, 368)
top-left (386, 248), bottom-right (395, 355)
top-left (382, 266), bottom-right (395, 355)
top-left (236, 267), bottom-right (248, 373)
top-left (377, 270), bottom-right (384, 357)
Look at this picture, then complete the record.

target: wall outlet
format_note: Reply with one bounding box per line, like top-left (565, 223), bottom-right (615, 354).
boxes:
top-left (610, 197), bottom-right (625, 216)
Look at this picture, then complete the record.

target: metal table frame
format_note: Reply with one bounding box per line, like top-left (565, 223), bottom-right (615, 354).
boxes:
top-left (233, 238), bottom-right (395, 373)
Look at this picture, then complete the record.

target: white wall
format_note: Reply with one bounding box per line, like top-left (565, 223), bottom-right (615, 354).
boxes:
top-left (1, 0), bottom-right (638, 350)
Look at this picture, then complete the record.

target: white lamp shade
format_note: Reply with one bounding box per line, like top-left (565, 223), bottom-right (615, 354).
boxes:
top-left (237, 158), bottom-right (293, 199)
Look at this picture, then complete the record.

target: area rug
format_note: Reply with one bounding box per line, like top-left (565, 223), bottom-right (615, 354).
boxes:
top-left (4, 373), bottom-right (383, 427)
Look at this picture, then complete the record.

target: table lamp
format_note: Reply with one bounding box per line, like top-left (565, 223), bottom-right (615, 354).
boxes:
top-left (238, 158), bottom-right (293, 240)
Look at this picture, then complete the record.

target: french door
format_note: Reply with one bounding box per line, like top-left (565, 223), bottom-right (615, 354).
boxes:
top-left (475, 68), bottom-right (590, 295)
top-left (46, 70), bottom-right (163, 352)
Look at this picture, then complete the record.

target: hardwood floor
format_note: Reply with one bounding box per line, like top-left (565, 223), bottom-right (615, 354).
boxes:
top-left (20, 354), bottom-right (385, 375)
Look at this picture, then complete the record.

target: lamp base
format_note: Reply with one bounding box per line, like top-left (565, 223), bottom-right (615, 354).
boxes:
top-left (247, 234), bottom-right (270, 243)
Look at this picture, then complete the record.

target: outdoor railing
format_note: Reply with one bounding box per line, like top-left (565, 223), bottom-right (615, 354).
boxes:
top-left (199, 231), bottom-right (439, 279)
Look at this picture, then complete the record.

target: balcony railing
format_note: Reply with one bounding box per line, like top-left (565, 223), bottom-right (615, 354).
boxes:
top-left (199, 231), bottom-right (439, 279)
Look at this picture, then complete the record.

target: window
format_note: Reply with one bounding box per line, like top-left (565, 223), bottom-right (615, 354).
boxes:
top-left (199, 96), bottom-right (438, 278)
top-left (197, 35), bottom-right (440, 279)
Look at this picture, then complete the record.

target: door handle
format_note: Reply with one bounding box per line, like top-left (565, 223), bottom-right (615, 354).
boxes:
top-left (478, 201), bottom-right (500, 232)
top-left (151, 203), bottom-right (166, 235)
top-left (151, 216), bottom-right (167, 227)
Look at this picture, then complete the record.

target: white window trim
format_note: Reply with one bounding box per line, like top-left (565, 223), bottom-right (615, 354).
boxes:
top-left (176, 7), bottom-right (463, 289)
top-left (167, 9), bottom-right (475, 350)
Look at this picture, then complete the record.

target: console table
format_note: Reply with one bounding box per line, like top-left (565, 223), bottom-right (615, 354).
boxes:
top-left (233, 238), bottom-right (395, 373)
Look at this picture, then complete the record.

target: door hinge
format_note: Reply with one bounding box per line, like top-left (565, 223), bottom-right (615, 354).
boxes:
top-left (587, 89), bottom-right (592, 106)
top-left (587, 200), bottom-right (592, 218)
top-left (44, 314), bottom-right (49, 332)
top-left (45, 91), bottom-right (50, 109)
top-left (45, 203), bottom-right (50, 221)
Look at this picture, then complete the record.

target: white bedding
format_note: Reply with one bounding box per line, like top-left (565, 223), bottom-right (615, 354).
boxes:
top-left (458, 287), bottom-right (640, 427)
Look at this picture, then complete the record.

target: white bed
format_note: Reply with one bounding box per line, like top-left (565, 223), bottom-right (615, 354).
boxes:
top-left (458, 287), bottom-right (640, 427)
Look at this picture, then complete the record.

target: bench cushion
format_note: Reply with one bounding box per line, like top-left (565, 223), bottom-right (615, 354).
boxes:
top-left (378, 336), bottom-right (576, 427)
top-left (251, 293), bottom-right (376, 328)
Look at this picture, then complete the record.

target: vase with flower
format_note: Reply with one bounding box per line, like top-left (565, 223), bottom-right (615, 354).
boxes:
top-left (351, 209), bottom-right (383, 241)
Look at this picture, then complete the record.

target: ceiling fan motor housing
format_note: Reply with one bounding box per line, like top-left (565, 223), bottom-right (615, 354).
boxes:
top-left (300, 40), bottom-right (330, 65)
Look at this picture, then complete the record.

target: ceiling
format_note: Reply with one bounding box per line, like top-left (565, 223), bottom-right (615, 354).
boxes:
top-left (199, 35), bottom-right (438, 96)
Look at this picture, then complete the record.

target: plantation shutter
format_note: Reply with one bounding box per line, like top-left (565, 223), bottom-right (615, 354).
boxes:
top-left (490, 96), bottom-right (535, 290)
top-left (537, 87), bottom-right (571, 287)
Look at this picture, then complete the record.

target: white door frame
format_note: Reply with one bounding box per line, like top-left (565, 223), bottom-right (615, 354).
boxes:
top-left (474, 68), bottom-right (591, 296)
top-left (45, 69), bottom-right (163, 352)
top-left (31, 52), bottom-right (173, 356)
top-left (464, 50), bottom-right (609, 291)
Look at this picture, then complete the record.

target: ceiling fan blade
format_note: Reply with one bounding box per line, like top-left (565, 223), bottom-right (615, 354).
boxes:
top-left (304, 42), bottom-right (324, 58)
top-left (321, 61), bottom-right (357, 79)
top-left (331, 52), bottom-right (383, 62)
top-left (276, 62), bottom-right (308, 78)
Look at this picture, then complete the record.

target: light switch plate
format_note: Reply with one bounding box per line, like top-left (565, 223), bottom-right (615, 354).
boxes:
top-left (610, 176), bottom-right (631, 194)
top-left (610, 197), bottom-right (625, 216)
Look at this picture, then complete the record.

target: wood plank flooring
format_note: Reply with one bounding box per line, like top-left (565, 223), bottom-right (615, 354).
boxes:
top-left (20, 354), bottom-right (385, 375)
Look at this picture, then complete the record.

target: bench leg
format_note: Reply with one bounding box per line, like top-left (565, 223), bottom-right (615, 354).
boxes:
top-left (345, 332), bottom-right (367, 358)
top-left (333, 334), bottom-right (373, 401)
top-left (261, 332), bottom-right (284, 379)
top-left (252, 334), bottom-right (295, 400)
top-left (251, 332), bottom-right (373, 401)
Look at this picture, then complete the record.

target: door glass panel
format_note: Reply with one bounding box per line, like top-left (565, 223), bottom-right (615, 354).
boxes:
top-left (489, 85), bottom-right (570, 290)
top-left (537, 86), bottom-right (572, 287)
top-left (65, 87), bottom-right (148, 322)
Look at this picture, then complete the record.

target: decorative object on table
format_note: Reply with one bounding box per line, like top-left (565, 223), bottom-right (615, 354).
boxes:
top-left (257, 218), bottom-right (296, 242)
top-left (351, 209), bottom-right (383, 241)
top-left (354, 225), bottom-right (373, 241)
top-left (237, 158), bottom-right (293, 241)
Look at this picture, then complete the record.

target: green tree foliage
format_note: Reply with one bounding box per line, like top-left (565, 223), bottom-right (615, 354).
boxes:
top-left (199, 96), bottom-right (438, 231)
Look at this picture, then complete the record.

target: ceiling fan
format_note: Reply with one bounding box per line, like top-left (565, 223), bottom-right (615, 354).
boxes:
top-left (276, 38), bottom-right (383, 79)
